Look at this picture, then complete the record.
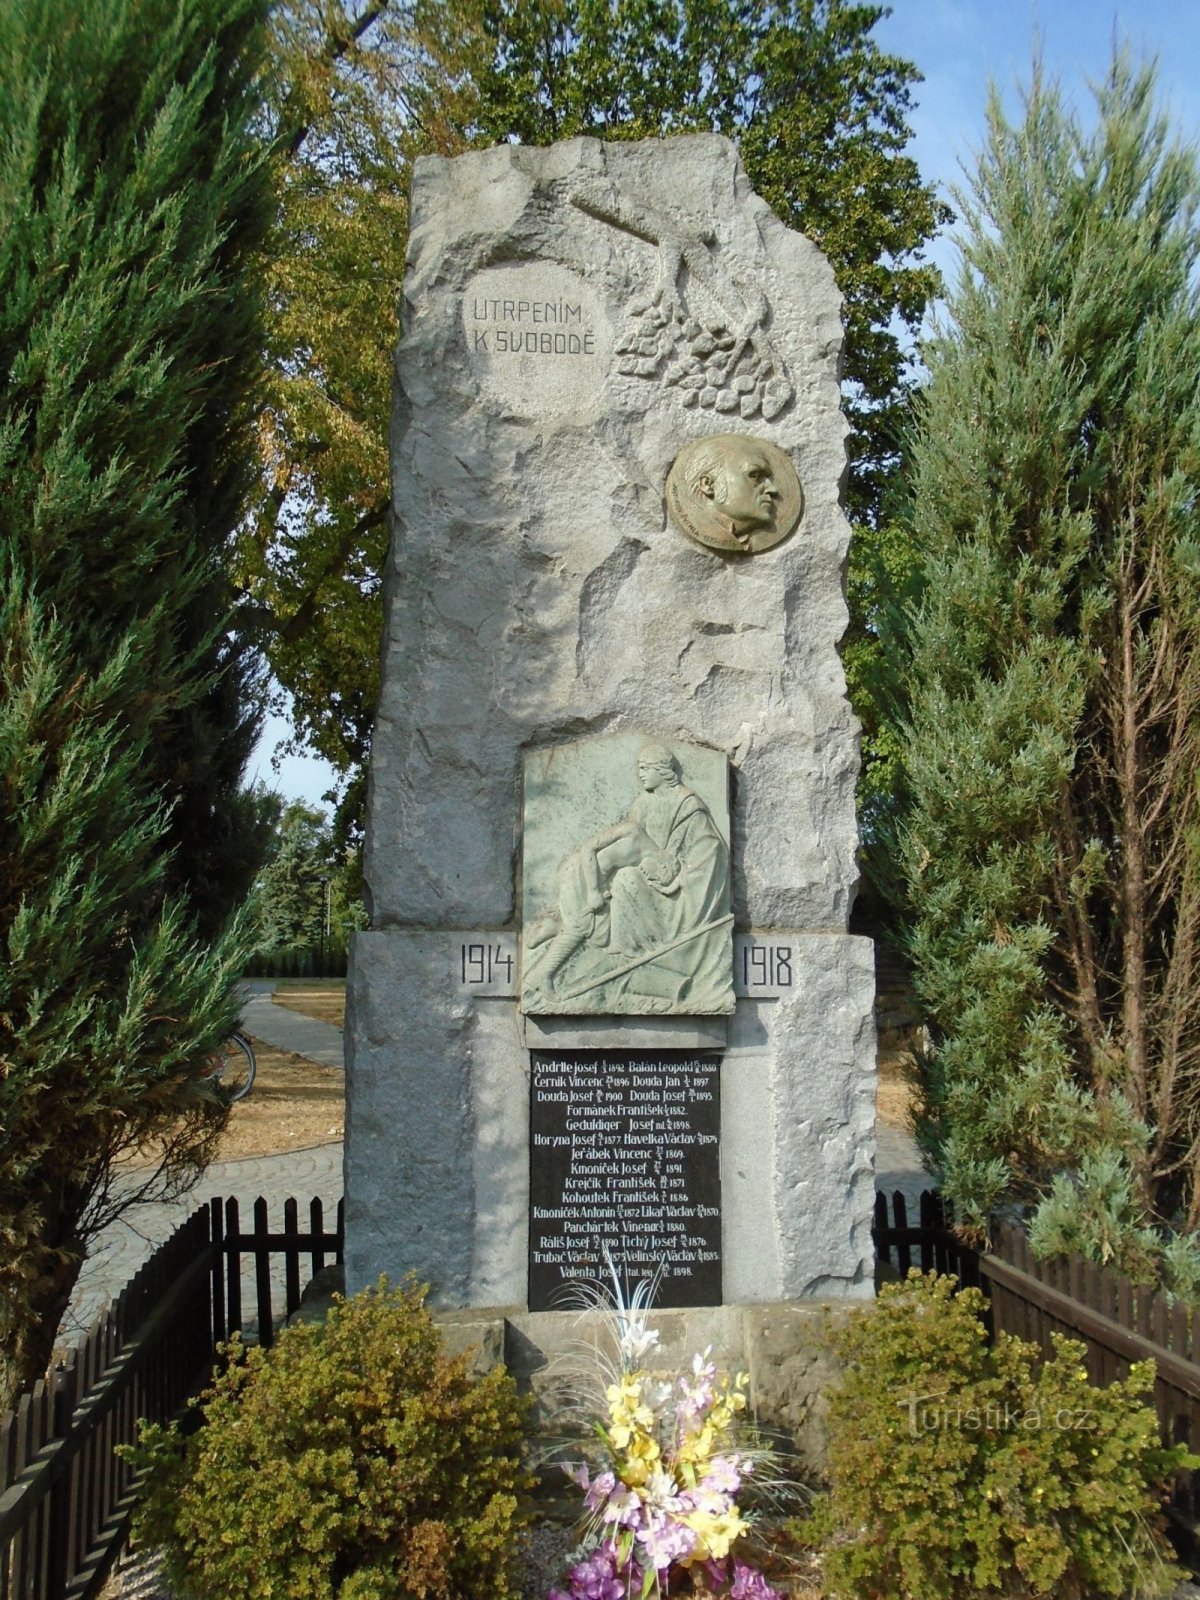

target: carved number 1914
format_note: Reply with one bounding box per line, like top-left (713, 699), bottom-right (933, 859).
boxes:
top-left (461, 942), bottom-right (514, 986)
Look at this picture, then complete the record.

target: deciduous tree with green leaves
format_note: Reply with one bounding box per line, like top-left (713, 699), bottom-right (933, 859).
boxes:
top-left (0, 0), bottom-right (273, 1403)
top-left (889, 60), bottom-right (1200, 1277)
top-left (233, 3), bottom-right (420, 837)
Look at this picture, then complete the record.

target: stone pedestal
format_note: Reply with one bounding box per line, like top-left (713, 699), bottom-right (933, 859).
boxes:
top-left (346, 132), bottom-right (876, 1305)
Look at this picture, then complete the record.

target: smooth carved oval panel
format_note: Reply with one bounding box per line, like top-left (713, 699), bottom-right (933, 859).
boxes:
top-left (462, 263), bottom-right (612, 416)
top-left (665, 433), bottom-right (803, 555)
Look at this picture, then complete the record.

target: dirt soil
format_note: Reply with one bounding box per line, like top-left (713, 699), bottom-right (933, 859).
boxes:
top-left (213, 1039), bottom-right (344, 1161)
top-left (119, 982), bottom-right (348, 1170)
top-left (208, 982), bottom-right (346, 1161)
top-left (209, 981), bottom-right (347, 1159)
top-left (272, 981), bottom-right (346, 1028)
top-left (876, 1052), bottom-right (916, 1130)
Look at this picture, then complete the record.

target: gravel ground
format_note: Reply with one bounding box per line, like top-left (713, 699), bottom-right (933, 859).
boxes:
top-left (104, 1513), bottom-right (580, 1600)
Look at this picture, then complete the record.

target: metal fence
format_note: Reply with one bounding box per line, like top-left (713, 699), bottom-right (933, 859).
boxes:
top-left (0, 1195), bottom-right (343, 1600)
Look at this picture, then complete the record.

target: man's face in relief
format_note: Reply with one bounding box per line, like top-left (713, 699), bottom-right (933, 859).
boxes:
top-left (714, 444), bottom-right (779, 534)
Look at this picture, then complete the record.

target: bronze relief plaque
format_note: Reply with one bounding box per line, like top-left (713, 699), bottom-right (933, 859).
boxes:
top-left (666, 433), bottom-right (803, 555)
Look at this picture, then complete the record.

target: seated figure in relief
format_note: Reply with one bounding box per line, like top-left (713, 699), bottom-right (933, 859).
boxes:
top-left (525, 819), bottom-right (679, 999)
top-left (524, 740), bottom-right (732, 1014)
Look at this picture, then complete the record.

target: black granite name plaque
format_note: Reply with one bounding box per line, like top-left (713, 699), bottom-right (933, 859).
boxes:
top-left (528, 1050), bottom-right (721, 1310)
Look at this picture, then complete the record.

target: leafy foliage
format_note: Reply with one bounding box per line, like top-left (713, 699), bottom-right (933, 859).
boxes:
top-left (234, 3), bottom-right (423, 837)
top-left (130, 1278), bottom-right (531, 1600)
top-left (242, 0), bottom-right (946, 836)
top-left (807, 1272), bottom-right (1189, 1599)
top-left (251, 798), bottom-right (367, 956)
top-left (0, 0), bottom-right (273, 1402)
top-left (884, 59), bottom-right (1200, 1247)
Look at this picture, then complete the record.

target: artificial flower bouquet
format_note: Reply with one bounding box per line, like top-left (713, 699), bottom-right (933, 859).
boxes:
top-left (548, 1287), bottom-right (784, 1600)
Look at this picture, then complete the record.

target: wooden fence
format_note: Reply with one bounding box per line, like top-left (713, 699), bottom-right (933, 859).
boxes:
top-left (875, 1189), bottom-right (1200, 1536)
top-left (872, 1188), bottom-right (982, 1286)
top-left (0, 1195), bottom-right (342, 1600)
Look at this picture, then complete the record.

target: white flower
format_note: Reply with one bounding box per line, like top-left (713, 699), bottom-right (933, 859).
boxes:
top-left (617, 1317), bottom-right (660, 1361)
top-left (642, 1467), bottom-right (686, 1514)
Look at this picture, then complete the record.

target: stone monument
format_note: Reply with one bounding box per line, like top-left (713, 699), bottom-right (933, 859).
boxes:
top-left (346, 133), bottom-right (876, 1320)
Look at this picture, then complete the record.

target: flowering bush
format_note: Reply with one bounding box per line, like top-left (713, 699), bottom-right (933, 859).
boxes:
top-left (548, 1289), bottom-right (784, 1600)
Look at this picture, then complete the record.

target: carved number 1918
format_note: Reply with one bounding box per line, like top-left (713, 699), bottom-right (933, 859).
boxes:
top-left (742, 944), bottom-right (793, 991)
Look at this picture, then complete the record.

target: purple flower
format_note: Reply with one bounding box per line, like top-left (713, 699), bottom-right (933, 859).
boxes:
top-left (676, 1352), bottom-right (718, 1422)
top-left (555, 1542), bottom-right (633, 1600)
top-left (636, 1511), bottom-right (698, 1571)
top-left (701, 1455), bottom-right (742, 1496)
top-left (583, 1469), bottom-right (616, 1511)
top-left (729, 1558), bottom-right (782, 1599)
top-left (598, 1484), bottom-right (643, 1529)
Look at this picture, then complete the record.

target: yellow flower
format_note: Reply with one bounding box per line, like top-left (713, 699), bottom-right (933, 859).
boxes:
top-left (677, 1421), bottom-right (717, 1466)
top-left (682, 1507), bottom-right (749, 1562)
top-left (618, 1430), bottom-right (661, 1487)
top-left (607, 1375), bottom-right (655, 1448)
top-left (607, 1376), bottom-right (644, 1408)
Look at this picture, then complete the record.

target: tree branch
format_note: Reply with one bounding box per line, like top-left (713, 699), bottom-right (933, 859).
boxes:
top-left (278, 500), bottom-right (390, 646)
top-left (276, 1), bottom-right (393, 160)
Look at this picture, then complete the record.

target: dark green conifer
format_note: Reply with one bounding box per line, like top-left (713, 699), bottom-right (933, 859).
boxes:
top-left (0, 0), bottom-right (273, 1401)
top-left (890, 61), bottom-right (1200, 1276)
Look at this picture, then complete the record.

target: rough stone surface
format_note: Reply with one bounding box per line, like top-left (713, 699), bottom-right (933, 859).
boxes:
top-left (724, 933), bottom-right (876, 1301)
top-left (346, 929), bottom-right (874, 1303)
top-left (286, 1263), bottom-right (346, 1327)
top-left (434, 1307), bottom-right (511, 1378)
top-left (347, 132), bottom-right (875, 1309)
top-left (505, 1302), bottom-right (849, 1475)
top-left (364, 133), bottom-right (858, 934)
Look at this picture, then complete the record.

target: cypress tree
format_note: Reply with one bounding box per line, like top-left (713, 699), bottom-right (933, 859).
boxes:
top-left (890, 60), bottom-right (1200, 1275)
top-left (0, 0), bottom-right (273, 1401)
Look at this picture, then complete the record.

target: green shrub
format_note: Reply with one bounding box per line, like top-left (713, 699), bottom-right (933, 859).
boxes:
top-left (129, 1278), bottom-right (531, 1600)
top-left (806, 1271), bottom-right (1191, 1599)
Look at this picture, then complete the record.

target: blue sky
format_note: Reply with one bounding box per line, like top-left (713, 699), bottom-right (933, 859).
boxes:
top-left (252, 0), bottom-right (1200, 809)
top-left (878, 0), bottom-right (1200, 280)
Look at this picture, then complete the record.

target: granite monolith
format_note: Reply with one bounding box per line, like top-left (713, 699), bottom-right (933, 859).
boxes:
top-left (346, 133), bottom-right (876, 1308)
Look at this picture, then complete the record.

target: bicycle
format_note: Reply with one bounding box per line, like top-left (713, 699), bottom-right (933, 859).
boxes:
top-left (207, 1031), bottom-right (256, 1103)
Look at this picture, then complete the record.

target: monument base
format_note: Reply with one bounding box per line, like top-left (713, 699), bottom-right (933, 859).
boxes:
top-left (288, 1279), bottom-right (855, 1476)
top-left (345, 929), bottom-right (876, 1307)
top-left (435, 1300), bottom-right (853, 1478)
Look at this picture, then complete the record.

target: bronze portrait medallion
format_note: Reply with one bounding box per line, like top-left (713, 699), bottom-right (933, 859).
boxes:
top-left (666, 433), bottom-right (803, 555)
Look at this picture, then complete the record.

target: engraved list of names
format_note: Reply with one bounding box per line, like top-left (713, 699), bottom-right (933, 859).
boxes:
top-left (528, 1051), bottom-right (721, 1310)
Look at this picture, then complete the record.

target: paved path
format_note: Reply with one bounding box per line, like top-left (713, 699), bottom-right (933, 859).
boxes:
top-left (60, 993), bottom-right (345, 1348)
top-left (239, 980), bottom-right (345, 1068)
top-left (876, 1120), bottom-right (929, 1211)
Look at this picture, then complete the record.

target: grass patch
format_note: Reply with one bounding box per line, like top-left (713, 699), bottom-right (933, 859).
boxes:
top-left (270, 980), bottom-right (345, 1029)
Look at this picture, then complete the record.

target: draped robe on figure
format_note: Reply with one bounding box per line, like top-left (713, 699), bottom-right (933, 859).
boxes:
top-left (605, 781), bottom-right (732, 1010)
